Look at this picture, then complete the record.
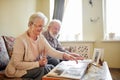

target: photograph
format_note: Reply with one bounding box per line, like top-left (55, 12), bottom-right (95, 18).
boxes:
top-left (92, 48), bottom-right (104, 65)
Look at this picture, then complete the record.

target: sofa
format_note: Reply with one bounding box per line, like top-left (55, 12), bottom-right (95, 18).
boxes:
top-left (0, 36), bottom-right (22, 80)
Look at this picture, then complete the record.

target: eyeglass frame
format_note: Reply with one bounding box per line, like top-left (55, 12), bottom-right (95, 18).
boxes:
top-left (33, 23), bottom-right (45, 28)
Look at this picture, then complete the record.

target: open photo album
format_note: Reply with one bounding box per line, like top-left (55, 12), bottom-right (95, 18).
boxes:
top-left (46, 48), bottom-right (104, 80)
top-left (46, 60), bottom-right (91, 80)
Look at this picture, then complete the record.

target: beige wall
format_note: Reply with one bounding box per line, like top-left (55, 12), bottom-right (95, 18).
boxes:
top-left (36, 0), bottom-right (50, 22)
top-left (0, 0), bottom-right (50, 37)
top-left (0, 0), bottom-right (36, 37)
top-left (82, 0), bottom-right (120, 68)
top-left (83, 0), bottom-right (103, 41)
top-left (0, 0), bottom-right (120, 68)
top-left (94, 41), bottom-right (120, 68)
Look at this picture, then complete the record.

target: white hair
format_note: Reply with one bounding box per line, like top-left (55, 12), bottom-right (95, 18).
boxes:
top-left (28, 12), bottom-right (48, 26)
top-left (48, 19), bottom-right (61, 27)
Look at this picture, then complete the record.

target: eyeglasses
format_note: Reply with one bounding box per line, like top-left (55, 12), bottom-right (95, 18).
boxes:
top-left (33, 23), bottom-right (44, 28)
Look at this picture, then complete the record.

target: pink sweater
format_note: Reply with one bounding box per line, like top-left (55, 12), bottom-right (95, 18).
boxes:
top-left (5, 31), bottom-right (64, 77)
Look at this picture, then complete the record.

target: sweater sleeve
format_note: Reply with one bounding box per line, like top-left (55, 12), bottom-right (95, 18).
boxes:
top-left (12, 37), bottom-right (39, 70)
top-left (40, 35), bottom-right (64, 59)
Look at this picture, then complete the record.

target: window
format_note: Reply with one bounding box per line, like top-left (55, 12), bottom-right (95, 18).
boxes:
top-left (58, 0), bottom-right (82, 41)
top-left (104, 0), bottom-right (120, 40)
top-left (50, 0), bottom-right (54, 21)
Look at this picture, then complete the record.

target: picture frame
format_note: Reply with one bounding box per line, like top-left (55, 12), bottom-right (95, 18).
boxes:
top-left (92, 48), bottom-right (104, 66)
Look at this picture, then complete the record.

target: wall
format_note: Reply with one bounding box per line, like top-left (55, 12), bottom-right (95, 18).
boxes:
top-left (36, 0), bottom-right (50, 23)
top-left (94, 41), bottom-right (120, 68)
top-left (0, 0), bottom-right (50, 37)
top-left (0, 0), bottom-right (120, 68)
top-left (83, 0), bottom-right (103, 41)
top-left (0, 0), bottom-right (36, 37)
top-left (83, 0), bottom-right (120, 68)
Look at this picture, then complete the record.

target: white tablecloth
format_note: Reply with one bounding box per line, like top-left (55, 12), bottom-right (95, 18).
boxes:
top-left (82, 62), bottom-right (112, 80)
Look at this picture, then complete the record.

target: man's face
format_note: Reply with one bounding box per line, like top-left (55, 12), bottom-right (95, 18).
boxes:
top-left (49, 23), bottom-right (60, 37)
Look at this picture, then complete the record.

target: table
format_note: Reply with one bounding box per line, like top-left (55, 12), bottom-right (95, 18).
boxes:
top-left (42, 60), bottom-right (112, 80)
top-left (82, 62), bottom-right (112, 80)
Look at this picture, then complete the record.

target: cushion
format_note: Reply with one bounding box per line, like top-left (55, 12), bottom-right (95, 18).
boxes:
top-left (0, 37), bottom-right (9, 71)
top-left (2, 36), bottom-right (15, 58)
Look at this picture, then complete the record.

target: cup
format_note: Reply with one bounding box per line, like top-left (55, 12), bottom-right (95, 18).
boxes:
top-left (109, 32), bottom-right (115, 40)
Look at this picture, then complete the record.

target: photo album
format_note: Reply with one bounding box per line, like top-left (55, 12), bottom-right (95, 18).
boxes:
top-left (46, 60), bottom-right (91, 80)
top-left (46, 48), bottom-right (104, 80)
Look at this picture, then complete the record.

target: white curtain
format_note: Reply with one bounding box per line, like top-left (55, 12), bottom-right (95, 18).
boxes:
top-left (105, 0), bottom-right (120, 40)
top-left (59, 0), bottom-right (82, 41)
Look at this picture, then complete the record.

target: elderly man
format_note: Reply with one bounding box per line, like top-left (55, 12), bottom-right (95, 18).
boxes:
top-left (43, 19), bottom-right (83, 66)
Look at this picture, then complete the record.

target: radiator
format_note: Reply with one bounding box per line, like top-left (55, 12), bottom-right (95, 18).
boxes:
top-left (61, 41), bottom-right (94, 59)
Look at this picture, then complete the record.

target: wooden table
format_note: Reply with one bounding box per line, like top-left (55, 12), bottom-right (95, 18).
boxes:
top-left (42, 61), bottom-right (112, 80)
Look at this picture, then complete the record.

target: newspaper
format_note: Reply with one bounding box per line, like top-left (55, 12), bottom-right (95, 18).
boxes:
top-left (46, 60), bottom-right (91, 80)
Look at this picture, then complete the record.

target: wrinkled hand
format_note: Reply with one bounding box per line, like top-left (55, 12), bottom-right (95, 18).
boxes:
top-left (39, 56), bottom-right (47, 67)
top-left (69, 53), bottom-right (84, 60)
top-left (63, 53), bottom-right (78, 64)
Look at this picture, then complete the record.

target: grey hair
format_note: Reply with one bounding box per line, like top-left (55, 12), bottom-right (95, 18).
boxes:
top-left (28, 12), bottom-right (48, 26)
top-left (48, 19), bottom-right (61, 27)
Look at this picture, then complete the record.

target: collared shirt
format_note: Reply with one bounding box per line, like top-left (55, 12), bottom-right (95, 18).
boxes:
top-left (43, 30), bottom-right (69, 53)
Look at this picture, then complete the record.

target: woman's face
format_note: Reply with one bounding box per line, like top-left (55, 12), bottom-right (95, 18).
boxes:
top-left (31, 18), bottom-right (44, 36)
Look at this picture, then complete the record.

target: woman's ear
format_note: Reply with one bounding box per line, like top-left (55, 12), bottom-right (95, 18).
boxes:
top-left (28, 22), bottom-right (33, 27)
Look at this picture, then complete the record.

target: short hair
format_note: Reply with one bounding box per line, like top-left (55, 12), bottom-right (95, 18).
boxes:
top-left (48, 19), bottom-right (61, 27)
top-left (28, 12), bottom-right (48, 26)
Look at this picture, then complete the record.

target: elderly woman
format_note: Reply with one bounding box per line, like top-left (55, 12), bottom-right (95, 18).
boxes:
top-left (5, 12), bottom-right (81, 80)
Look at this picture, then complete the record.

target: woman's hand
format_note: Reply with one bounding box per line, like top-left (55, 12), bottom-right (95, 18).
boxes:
top-left (39, 56), bottom-right (48, 67)
top-left (69, 53), bottom-right (84, 60)
top-left (63, 53), bottom-right (78, 64)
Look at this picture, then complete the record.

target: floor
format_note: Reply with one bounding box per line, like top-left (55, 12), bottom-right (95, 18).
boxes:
top-left (109, 68), bottom-right (120, 80)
